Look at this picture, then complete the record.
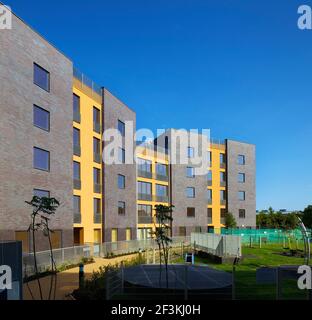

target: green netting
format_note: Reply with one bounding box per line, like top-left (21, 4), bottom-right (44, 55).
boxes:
top-left (220, 228), bottom-right (311, 245)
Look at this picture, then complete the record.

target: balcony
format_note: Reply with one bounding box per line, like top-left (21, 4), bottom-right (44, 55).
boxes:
top-left (94, 213), bottom-right (102, 224)
top-left (93, 122), bottom-right (101, 134)
top-left (73, 179), bottom-right (81, 190)
top-left (220, 200), bottom-right (227, 206)
top-left (73, 144), bottom-right (81, 157)
top-left (138, 215), bottom-right (153, 224)
top-left (155, 173), bottom-right (169, 182)
top-left (74, 213), bottom-right (81, 224)
top-left (73, 111), bottom-right (81, 123)
top-left (94, 152), bottom-right (101, 164)
top-left (138, 170), bottom-right (153, 179)
top-left (154, 195), bottom-right (169, 203)
top-left (207, 217), bottom-right (212, 224)
top-left (138, 193), bottom-right (152, 201)
top-left (94, 183), bottom-right (101, 194)
top-left (207, 180), bottom-right (212, 186)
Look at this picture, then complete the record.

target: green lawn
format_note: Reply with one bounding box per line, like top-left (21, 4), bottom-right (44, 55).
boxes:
top-left (181, 244), bottom-right (309, 300)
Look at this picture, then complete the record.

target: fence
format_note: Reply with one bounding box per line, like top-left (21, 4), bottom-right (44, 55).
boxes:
top-left (191, 232), bottom-right (242, 257)
top-left (23, 237), bottom-right (191, 277)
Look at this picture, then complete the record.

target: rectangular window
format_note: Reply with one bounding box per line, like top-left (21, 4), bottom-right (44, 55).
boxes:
top-left (186, 187), bottom-right (195, 198)
top-left (239, 209), bottom-right (246, 218)
top-left (220, 172), bottom-right (226, 183)
top-left (33, 105), bottom-right (50, 131)
top-left (33, 189), bottom-right (50, 198)
top-left (186, 167), bottom-right (195, 178)
top-left (93, 168), bottom-right (101, 184)
top-left (187, 207), bottom-right (195, 217)
top-left (93, 137), bottom-right (100, 154)
top-left (238, 173), bottom-right (245, 183)
top-left (187, 147), bottom-right (194, 158)
top-left (73, 128), bottom-right (80, 147)
top-left (220, 190), bottom-right (226, 201)
top-left (118, 201), bottom-right (126, 215)
top-left (156, 163), bottom-right (167, 176)
top-left (34, 63), bottom-right (50, 92)
top-left (73, 196), bottom-right (81, 213)
top-left (118, 120), bottom-right (125, 136)
top-left (207, 189), bottom-right (212, 200)
top-left (238, 191), bottom-right (246, 201)
top-left (73, 94), bottom-right (80, 122)
top-left (207, 170), bottom-right (212, 181)
top-left (220, 153), bottom-right (226, 165)
top-left (208, 151), bottom-right (212, 164)
top-left (156, 184), bottom-right (168, 196)
top-left (138, 204), bottom-right (152, 216)
top-left (137, 181), bottom-right (152, 195)
top-left (93, 107), bottom-right (100, 124)
top-left (94, 198), bottom-right (101, 214)
top-left (118, 174), bottom-right (125, 189)
top-left (73, 161), bottom-right (81, 180)
top-left (33, 147), bottom-right (50, 171)
top-left (137, 158), bottom-right (152, 172)
top-left (207, 208), bottom-right (212, 218)
top-left (118, 148), bottom-right (125, 164)
top-left (238, 154), bottom-right (245, 165)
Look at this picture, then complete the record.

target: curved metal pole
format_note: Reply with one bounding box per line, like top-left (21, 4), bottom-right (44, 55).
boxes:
top-left (297, 217), bottom-right (310, 265)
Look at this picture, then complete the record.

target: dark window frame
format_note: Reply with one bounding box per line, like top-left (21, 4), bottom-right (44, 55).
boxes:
top-left (34, 63), bottom-right (50, 92)
top-left (118, 174), bottom-right (126, 189)
top-left (33, 147), bottom-right (50, 172)
top-left (33, 105), bottom-right (50, 132)
top-left (33, 189), bottom-right (50, 198)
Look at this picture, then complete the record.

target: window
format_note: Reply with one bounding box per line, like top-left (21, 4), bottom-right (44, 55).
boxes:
top-left (239, 209), bottom-right (246, 218)
top-left (73, 161), bottom-right (81, 180)
top-left (238, 154), bottom-right (245, 165)
top-left (126, 228), bottom-right (132, 241)
top-left (207, 189), bottom-right (212, 200)
top-left (220, 172), bottom-right (226, 183)
top-left (118, 174), bottom-right (125, 189)
top-left (138, 204), bottom-right (152, 217)
top-left (186, 167), bottom-right (195, 178)
top-left (34, 63), bottom-right (50, 91)
top-left (73, 128), bottom-right (80, 146)
top-left (93, 107), bottom-right (100, 124)
top-left (118, 148), bottom-right (125, 164)
top-left (137, 181), bottom-right (152, 196)
top-left (73, 94), bottom-right (80, 122)
top-left (156, 184), bottom-right (168, 197)
top-left (220, 190), bottom-right (226, 201)
top-left (207, 170), bottom-right (212, 181)
top-left (238, 173), bottom-right (245, 183)
top-left (137, 158), bottom-right (152, 172)
top-left (186, 187), bottom-right (195, 198)
top-left (94, 198), bottom-right (101, 214)
top-left (118, 201), bottom-right (126, 215)
top-left (156, 163), bottom-right (168, 177)
top-left (238, 191), bottom-right (246, 201)
top-left (118, 120), bottom-right (125, 136)
top-left (73, 196), bottom-right (81, 213)
top-left (33, 147), bottom-right (50, 171)
top-left (33, 105), bottom-right (50, 131)
top-left (93, 168), bottom-right (101, 184)
top-left (93, 137), bottom-right (100, 154)
top-left (33, 189), bottom-right (50, 198)
top-left (208, 151), bottom-right (212, 164)
top-left (207, 208), bottom-right (212, 218)
top-left (187, 207), bottom-right (195, 217)
top-left (187, 147), bottom-right (194, 158)
top-left (220, 153), bottom-right (226, 165)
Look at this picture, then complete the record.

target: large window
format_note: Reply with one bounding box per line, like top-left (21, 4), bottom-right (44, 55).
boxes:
top-left (186, 187), bottom-right (195, 198)
top-left (138, 204), bottom-right (152, 217)
top-left (156, 184), bottom-right (168, 197)
top-left (137, 158), bottom-right (152, 172)
top-left (73, 128), bottom-right (80, 147)
top-left (118, 120), bottom-right (125, 136)
top-left (93, 137), bottom-right (100, 154)
top-left (73, 94), bottom-right (80, 123)
top-left (156, 163), bottom-right (167, 177)
top-left (33, 147), bottom-right (50, 171)
top-left (118, 201), bottom-right (126, 215)
top-left (94, 198), bottom-right (101, 214)
top-left (118, 174), bottom-right (125, 189)
top-left (93, 168), bottom-right (100, 184)
top-left (187, 207), bottom-right (195, 217)
top-left (73, 196), bottom-right (81, 213)
top-left (34, 189), bottom-right (50, 198)
top-left (238, 173), bottom-right (245, 183)
top-left (34, 63), bottom-right (50, 92)
top-left (33, 105), bottom-right (50, 131)
top-left (238, 191), bottom-right (246, 201)
top-left (186, 167), bottom-right (195, 178)
top-left (93, 107), bottom-right (100, 129)
top-left (137, 181), bottom-right (152, 200)
top-left (73, 161), bottom-right (81, 180)
top-left (238, 154), bottom-right (245, 165)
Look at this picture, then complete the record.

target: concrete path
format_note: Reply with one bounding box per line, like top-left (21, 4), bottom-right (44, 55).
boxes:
top-left (23, 254), bottom-right (138, 300)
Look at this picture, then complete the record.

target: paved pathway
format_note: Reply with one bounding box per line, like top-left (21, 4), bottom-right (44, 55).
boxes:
top-left (23, 254), bottom-right (138, 300)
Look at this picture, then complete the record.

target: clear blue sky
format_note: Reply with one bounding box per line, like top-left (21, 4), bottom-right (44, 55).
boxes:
top-left (8, 0), bottom-right (312, 211)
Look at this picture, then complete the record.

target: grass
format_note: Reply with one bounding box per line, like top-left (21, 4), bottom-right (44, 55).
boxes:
top-left (178, 244), bottom-right (309, 300)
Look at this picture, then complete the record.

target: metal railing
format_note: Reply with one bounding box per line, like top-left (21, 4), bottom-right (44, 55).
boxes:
top-left (154, 195), bottom-right (169, 203)
top-left (73, 179), bottom-right (81, 190)
top-left (155, 173), bottom-right (169, 182)
top-left (73, 67), bottom-right (102, 97)
top-left (138, 216), bottom-right (153, 224)
top-left (137, 170), bottom-right (153, 179)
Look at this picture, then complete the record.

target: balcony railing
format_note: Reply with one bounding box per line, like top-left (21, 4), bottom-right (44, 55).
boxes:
top-left (73, 144), bottom-right (81, 157)
top-left (154, 195), bottom-right (169, 203)
top-left (138, 170), bottom-right (153, 179)
top-left (73, 179), bottom-right (81, 190)
top-left (74, 213), bottom-right (81, 224)
top-left (94, 152), bottom-right (101, 164)
top-left (73, 111), bottom-right (81, 123)
top-left (94, 213), bottom-right (102, 224)
top-left (138, 193), bottom-right (152, 201)
top-left (138, 216), bottom-right (153, 224)
top-left (207, 217), bottom-right (212, 224)
top-left (220, 200), bottom-right (227, 206)
top-left (93, 122), bottom-right (101, 134)
top-left (155, 173), bottom-right (169, 182)
top-left (207, 180), bottom-right (212, 186)
top-left (94, 183), bottom-right (101, 194)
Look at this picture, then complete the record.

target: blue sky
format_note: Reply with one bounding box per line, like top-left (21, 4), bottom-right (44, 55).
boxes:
top-left (8, 0), bottom-right (312, 211)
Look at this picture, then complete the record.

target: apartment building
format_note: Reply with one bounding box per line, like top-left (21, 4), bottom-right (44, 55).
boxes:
top-left (0, 9), bottom-right (256, 251)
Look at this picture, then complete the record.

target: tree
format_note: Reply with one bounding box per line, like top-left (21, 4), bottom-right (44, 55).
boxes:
top-left (25, 196), bottom-right (60, 300)
top-left (152, 204), bottom-right (174, 288)
top-left (302, 205), bottom-right (312, 229)
top-left (224, 212), bottom-right (237, 229)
